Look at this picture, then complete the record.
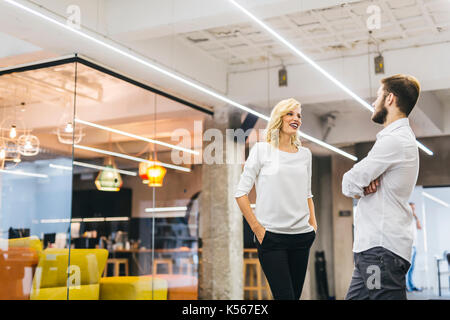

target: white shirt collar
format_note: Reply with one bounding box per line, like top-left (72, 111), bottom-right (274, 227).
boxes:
top-left (376, 117), bottom-right (410, 139)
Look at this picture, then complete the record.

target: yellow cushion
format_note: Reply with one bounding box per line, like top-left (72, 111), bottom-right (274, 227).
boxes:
top-left (32, 249), bottom-right (108, 289)
top-left (30, 284), bottom-right (99, 300)
top-left (99, 276), bottom-right (168, 300)
top-left (8, 237), bottom-right (43, 255)
top-left (149, 274), bottom-right (198, 300)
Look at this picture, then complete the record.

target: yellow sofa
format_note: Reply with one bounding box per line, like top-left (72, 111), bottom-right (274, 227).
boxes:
top-left (99, 276), bottom-right (168, 300)
top-left (0, 237), bottom-right (43, 300)
top-left (147, 274), bottom-right (198, 300)
top-left (30, 248), bottom-right (108, 300)
top-left (1, 237), bottom-right (171, 300)
top-left (7, 236), bottom-right (43, 254)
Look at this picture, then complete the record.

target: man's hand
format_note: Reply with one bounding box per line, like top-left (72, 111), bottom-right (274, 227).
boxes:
top-left (416, 219), bottom-right (422, 230)
top-left (363, 178), bottom-right (380, 196)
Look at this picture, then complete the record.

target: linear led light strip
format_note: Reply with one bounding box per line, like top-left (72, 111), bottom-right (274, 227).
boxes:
top-left (2, 0), bottom-right (356, 161)
top-left (49, 163), bottom-right (72, 171)
top-left (74, 144), bottom-right (190, 172)
top-left (50, 162), bottom-right (137, 176)
top-left (0, 169), bottom-right (48, 178)
top-left (227, 0), bottom-right (434, 157)
top-left (145, 206), bottom-right (188, 213)
top-left (75, 118), bottom-right (199, 156)
top-left (40, 217), bottom-right (130, 223)
top-left (422, 191), bottom-right (450, 208)
top-left (73, 161), bottom-right (137, 176)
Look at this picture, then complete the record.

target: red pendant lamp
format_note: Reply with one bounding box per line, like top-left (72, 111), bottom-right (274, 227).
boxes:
top-left (139, 149), bottom-right (166, 187)
top-left (139, 95), bottom-right (166, 187)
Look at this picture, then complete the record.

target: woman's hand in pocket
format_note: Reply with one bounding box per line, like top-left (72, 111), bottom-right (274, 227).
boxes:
top-left (254, 224), bottom-right (266, 244)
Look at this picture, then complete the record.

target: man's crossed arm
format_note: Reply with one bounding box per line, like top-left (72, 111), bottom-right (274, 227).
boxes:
top-left (342, 135), bottom-right (403, 199)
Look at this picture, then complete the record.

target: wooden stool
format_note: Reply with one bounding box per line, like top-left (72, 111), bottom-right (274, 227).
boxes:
top-left (153, 258), bottom-right (173, 275)
top-left (103, 258), bottom-right (129, 277)
top-left (178, 257), bottom-right (194, 275)
top-left (243, 258), bottom-right (272, 300)
top-left (244, 258), bottom-right (262, 300)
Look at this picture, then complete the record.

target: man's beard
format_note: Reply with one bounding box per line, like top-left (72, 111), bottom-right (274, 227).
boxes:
top-left (371, 97), bottom-right (388, 125)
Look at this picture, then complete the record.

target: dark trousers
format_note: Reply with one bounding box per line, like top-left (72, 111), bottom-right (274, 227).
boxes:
top-left (345, 246), bottom-right (411, 300)
top-left (255, 230), bottom-right (316, 300)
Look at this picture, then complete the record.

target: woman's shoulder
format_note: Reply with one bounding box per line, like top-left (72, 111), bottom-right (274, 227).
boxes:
top-left (251, 141), bottom-right (271, 150)
top-left (298, 146), bottom-right (312, 156)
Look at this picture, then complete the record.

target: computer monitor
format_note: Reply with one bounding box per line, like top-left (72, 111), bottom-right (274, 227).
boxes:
top-left (8, 227), bottom-right (30, 239)
top-left (43, 233), bottom-right (56, 248)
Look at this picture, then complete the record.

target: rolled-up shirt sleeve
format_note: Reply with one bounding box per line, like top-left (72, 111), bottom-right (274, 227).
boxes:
top-left (342, 135), bottom-right (403, 198)
top-left (307, 149), bottom-right (313, 199)
top-left (235, 143), bottom-right (262, 198)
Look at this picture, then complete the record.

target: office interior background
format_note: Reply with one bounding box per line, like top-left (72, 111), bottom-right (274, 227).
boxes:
top-left (0, 0), bottom-right (449, 300)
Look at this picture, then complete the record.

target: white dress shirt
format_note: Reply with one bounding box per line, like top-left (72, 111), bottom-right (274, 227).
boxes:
top-left (342, 118), bottom-right (419, 262)
top-left (235, 142), bottom-right (314, 234)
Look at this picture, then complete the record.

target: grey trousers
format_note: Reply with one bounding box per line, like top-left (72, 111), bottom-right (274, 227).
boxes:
top-left (345, 246), bottom-right (411, 300)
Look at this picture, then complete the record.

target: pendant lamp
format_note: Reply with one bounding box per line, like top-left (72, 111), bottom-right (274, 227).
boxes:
top-left (146, 160), bottom-right (166, 187)
top-left (55, 98), bottom-right (84, 144)
top-left (139, 160), bottom-right (150, 184)
top-left (95, 158), bottom-right (123, 192)
top-left (17, 131), bottom-right (40, 156)
top-left (143, 95), bottom-right (166, 187)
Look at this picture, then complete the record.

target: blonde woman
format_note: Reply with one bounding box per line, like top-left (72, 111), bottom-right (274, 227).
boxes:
top-left (235, 98), bottom-right (317, 300)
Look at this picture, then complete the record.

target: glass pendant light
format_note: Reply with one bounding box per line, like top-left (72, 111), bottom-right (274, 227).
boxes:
top-left (9, 125), bottom-right (17, 139)
top-left (1, 102), bottom-right (36, 160)
top-left (146, 160), bottom-right (166, 187)
top-left (1, 138), bottom-right (21, 164)
top-left (95, 133), bottom-right (122, 191)
top-left (139, 156), bottom-right (167, 186)
top-left (139, 159), bottom-right (150, 184)
top-left (55, 97), bottom-right (84, 144)
top-left (1, 117), bottom-right (24, 142)
top-left (18, 131), bottom-right (40, 156)
top-left (1, 99), bottom-right (24, 142)
top-left (95, 157), bottom-right (123, 192)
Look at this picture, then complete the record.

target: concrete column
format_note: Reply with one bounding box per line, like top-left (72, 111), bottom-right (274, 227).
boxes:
top-left (199, 105), bottom-right (244, 299)
top-left (301, 156), bottom-right (334, 300)
top-left (331, 152), bottom-right (355, 300)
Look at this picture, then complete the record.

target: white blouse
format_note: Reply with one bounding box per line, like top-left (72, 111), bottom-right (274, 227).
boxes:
top-left (235, 142), bottom-right (314, 234)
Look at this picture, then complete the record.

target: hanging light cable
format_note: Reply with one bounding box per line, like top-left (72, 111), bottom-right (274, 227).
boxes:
top-left (147, 94), bottom-right (166, 187)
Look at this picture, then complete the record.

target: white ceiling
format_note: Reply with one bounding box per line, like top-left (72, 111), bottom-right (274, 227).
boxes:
top-left (178, 0), bottom-right (450, 71)
top-left (0, 0), bottom-right (449, 159)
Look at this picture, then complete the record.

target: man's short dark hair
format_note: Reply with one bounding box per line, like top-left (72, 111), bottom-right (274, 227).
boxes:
top-left (381, 74), bottom-right (421, 116)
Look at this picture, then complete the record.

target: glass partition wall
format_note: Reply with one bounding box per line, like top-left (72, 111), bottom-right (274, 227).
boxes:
top-left (0, 57), bottom-right (208, 300)
top-left (0, 61), bottom-right (76, 300)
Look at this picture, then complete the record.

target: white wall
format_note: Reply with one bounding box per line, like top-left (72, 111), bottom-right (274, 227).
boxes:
top-left (409, 186), bottom-right (450, 295)
top-left (0, 158), bottom-right (73, 239)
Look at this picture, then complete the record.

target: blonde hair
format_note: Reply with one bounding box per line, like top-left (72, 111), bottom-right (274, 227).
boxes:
top-left (265, 98), bottom-right (302, 149)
